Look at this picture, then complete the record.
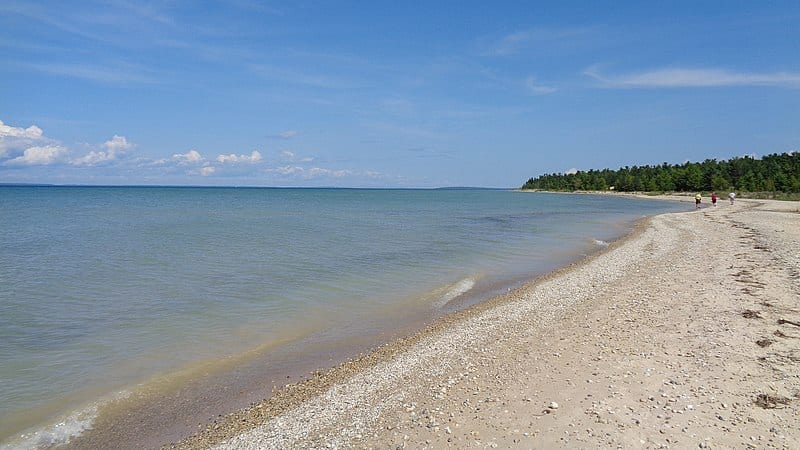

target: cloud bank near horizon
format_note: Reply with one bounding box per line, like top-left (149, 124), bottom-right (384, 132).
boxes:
top-left (0, 119), bottom-right (377, 184)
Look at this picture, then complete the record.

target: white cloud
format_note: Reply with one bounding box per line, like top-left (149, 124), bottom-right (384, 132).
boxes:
top-left (5, 144), bottom-right (68, 166)
top-left (72, 151), bottom-right (112, 166)
top-left (1, 119), bottom-right (139, 168)
top-left (104, 135), bottom-right (133, 152)
top-left (144, 157), bottom-right (168, 166)
top-left (280, 150), bottom-right (313, 163)
top-left (309, 167), bottom-right (350, 178)
top-left (172, 149), bottom-right (205, 164)
top-left (525, 76), bottom-right (557, 95)
top-left (72, 135), bottom-right (134, 166)
top-left (0, 119), bottom-right (47, 158)
top-left (0, 120), bottom-right (43, 139)
top-left (564, 167), bottom-right (578, 175)
top-left (216, 150), bottom-right (262, 164)
top-left (273, 165), bottom-right (303, 176)
top-left (169, 151), bottom-right (217, 176)
top-left (585, 67), bottom-right (800, 88)
top-left (270, 165), bottom-right (350, 179)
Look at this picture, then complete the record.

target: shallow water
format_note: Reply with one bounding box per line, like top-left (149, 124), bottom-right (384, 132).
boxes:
top-left (0, 187), bottom-right (683, 446)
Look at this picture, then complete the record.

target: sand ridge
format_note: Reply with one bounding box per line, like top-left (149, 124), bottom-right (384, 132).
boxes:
top-left (175, 198), bottom-right (800, 449)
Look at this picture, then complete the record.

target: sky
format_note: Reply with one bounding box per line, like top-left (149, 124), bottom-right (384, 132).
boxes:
top-left (1, 1), bottom-right (799, 188)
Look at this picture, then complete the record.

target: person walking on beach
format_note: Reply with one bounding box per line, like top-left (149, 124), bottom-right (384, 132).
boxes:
top-left (729, 192), bottom-right (736, 205)
top-left (695, 193), bottom-right (702, 209)
top-left (711, 192), bottom-right (717, 206)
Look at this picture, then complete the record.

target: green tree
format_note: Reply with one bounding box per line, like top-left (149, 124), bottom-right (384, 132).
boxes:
top-left (521, 151), bottom-right (800, 194)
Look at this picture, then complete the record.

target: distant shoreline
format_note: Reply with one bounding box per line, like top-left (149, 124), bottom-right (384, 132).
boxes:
top-left (518, 188), bottom-right (800, 202)
top-left (518, 188), bottom-right (696, 197)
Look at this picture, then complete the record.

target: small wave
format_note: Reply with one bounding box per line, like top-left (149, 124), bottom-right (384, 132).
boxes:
top-left (593, 239), bottom-right (609, 247)
top-left (431, 277), bottom-right (477, 309)
top-left (1, 391), bottom-right (129, 450)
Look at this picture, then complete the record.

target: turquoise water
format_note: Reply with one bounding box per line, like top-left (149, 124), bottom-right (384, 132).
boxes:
top-left (0, 187), bottom-right (682, 446)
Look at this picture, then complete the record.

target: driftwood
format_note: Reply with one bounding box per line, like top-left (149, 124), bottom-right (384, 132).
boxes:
top-left (777, 318), bottom-right (800, 328)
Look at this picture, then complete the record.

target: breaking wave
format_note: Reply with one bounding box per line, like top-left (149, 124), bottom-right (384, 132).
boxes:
top-left (430, 277), bottom-right (477, 309)
top-left (1, 391), bottom-right (129, 450)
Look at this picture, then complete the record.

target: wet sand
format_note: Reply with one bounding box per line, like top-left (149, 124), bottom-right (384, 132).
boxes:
top-left (170, 197), bottom-right (800, 449)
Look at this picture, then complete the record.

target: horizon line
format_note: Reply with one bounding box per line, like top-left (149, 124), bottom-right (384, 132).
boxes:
top-left (0, 183), bottom-right (515, 190)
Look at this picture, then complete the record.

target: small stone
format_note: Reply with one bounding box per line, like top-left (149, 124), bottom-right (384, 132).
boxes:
top-left (549, 402), bottom-right (560, 410)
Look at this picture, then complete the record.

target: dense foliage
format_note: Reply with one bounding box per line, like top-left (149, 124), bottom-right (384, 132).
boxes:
top-left (522, 152), bottom-right (800, 193)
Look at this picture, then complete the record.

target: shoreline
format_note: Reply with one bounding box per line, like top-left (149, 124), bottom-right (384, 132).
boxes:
top-left (3, 191), bottom-right (668, 449)
top-left (171, 219), bottom-right (649, 448)
top-left (173, 197), bottom-right (799, 449)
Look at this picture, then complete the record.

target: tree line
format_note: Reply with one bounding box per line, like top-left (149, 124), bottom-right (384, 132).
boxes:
top-left (521, 152), bottom-right (800, 193)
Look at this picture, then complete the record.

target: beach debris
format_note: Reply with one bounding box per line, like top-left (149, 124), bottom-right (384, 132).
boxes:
top-left (754, 393), bottom-right (791, 409)
top-left (548, 401), bottom-right (560, 410)
top-left (742, 310), bottom-right (762, 319)
top-left (777, 318), bottom-right (800, 328)
top-left (756, 339), bottom-right (773, 347)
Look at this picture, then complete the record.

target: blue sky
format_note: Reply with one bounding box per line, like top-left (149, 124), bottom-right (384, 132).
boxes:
top-left (1, 1), bottom-right (799, 187)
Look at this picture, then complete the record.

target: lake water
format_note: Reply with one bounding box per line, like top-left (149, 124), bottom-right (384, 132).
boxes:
top-left (0, 187), bottom-right (683, 447)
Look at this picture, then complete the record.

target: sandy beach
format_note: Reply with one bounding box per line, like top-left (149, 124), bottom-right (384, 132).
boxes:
top-left (173, 197), bottom-right (800, 450)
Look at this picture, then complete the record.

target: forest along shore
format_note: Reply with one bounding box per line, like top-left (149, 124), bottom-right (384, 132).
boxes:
top-left (174, 198), bottom-right (800, 450)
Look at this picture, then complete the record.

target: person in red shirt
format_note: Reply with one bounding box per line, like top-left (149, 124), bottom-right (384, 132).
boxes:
top-left (711, 192), bottom-right (717, 206)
